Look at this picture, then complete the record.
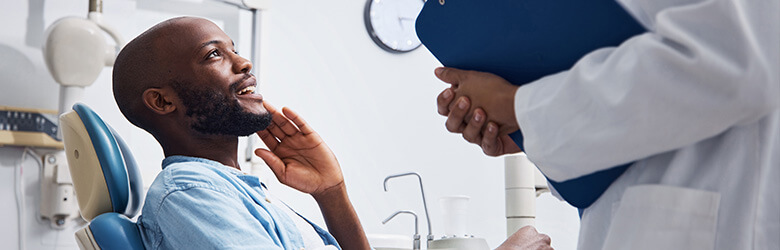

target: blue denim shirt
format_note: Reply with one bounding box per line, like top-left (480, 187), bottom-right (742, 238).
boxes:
top-left (137, 155), bottom-right (340, 249)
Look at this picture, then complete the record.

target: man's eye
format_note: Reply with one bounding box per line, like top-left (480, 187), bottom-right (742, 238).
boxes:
top-left (207, 50), bottom-right (220, 59)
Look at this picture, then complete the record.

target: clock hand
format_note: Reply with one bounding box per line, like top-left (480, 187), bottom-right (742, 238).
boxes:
top-left (397, 17), bottom-right (415, 29)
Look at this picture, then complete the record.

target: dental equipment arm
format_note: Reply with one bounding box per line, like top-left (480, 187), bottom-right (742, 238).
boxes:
top-left (383, 172), bottom-right (434, 246)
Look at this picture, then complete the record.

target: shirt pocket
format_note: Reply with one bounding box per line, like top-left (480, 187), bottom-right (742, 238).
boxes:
top-left (602, 184), bottom-right (720, 250)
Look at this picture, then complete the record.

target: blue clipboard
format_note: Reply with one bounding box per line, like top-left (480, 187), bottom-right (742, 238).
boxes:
top-left (416, 0), bottom-right (645, 209)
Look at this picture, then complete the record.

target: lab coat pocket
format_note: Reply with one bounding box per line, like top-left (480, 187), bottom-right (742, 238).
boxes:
top-left (602, 185), bottom-right (720, 250)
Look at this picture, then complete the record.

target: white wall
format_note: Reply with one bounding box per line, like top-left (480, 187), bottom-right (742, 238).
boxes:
top-left (0, 0), bottom-right (580, 249)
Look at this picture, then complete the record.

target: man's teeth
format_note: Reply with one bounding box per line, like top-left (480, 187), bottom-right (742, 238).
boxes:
top-left (237, 86), bottom-right (256, 95)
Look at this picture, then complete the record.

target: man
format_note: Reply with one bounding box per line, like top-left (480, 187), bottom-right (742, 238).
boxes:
top-left (433, 0), bottom-right (778, 249)
top-left (113, 16), bottom-right (367, 249)
top-left (113, 17), bottom-right (553, 249)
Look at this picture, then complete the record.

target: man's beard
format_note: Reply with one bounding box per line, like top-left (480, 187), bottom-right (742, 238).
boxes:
top-left (172, 80), bottom-right (271, 136)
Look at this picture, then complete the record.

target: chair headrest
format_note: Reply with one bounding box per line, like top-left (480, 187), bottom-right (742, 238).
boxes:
top-left (60, 103), bottom-right (142, 221)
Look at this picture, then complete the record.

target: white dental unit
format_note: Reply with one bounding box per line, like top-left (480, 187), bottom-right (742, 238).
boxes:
top-left (375, 155), bottom-right (549, 250)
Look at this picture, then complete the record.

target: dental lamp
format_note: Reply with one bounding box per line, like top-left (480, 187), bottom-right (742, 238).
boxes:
top-left (43, 0), bottom-right (124, 119)
top-left (40, 0), bottom-right (124, 229)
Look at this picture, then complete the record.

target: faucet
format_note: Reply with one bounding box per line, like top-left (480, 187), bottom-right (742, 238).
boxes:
top-left (383, 172), bottom-right (434, 246)
top-left (382, 210), bottom-right (420, 250)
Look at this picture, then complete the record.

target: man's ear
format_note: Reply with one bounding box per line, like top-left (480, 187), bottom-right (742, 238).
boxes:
top-left (142, 88), bottom-right (177, 115)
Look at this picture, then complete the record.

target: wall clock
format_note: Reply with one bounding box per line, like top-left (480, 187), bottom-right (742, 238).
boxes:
top-left (364, 0), bottom-right (425, 53)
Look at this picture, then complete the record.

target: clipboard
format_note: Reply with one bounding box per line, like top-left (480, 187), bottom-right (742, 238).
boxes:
top-left (416, 0), bottom-right (645, 209)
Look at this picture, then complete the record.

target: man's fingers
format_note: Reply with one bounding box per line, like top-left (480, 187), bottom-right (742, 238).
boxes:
top-left (271, 109), bottom-right (299, 136)
top-left (257, 130), bottom-right (279, 151)
top-left (481, 122), bottom-right (501, 156)
top-left (254, 148), bottom-right (286, 181)
top-left (540, 233), bottom-right (552, 245)
top-left (437, 88), bottom-right (455, 116)
top-left (261, 101), bottom-right (295, 136)
top-left (462, 108), bottom-right (486, 144)
top-left (267, 121), bottom-right (287, 141)
top-left (498, 226), bottom-right (554, 250)
top-left (281, 107), bottom-right (314, 135)
top-left (535, 233), bottom-right (553, 250)
top-left (446, 96), bottom-right (470, 133)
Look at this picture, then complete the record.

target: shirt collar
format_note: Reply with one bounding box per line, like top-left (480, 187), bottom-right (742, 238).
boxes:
top-left (162, 155), bottom-right (246, 175)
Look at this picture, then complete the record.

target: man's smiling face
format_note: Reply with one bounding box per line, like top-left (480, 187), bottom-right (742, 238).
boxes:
top-left (159, 17), bottom-right (271, 136)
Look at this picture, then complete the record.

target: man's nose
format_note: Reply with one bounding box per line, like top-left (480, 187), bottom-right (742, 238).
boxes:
top-left (232, 55), bottom-right (252, 74)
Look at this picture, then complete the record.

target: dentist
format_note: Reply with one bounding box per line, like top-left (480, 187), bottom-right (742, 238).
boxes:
top-left (434, 0), bottom-right (779, 249)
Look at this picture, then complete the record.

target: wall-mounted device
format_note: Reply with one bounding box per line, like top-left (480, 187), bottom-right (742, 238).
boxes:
top-left (39, 152), bottom-right (80, 229)
top-left (0, 106), bottom-right (63, 149)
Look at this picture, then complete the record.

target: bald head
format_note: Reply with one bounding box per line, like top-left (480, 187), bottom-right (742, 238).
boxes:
top-left (113, 17), bottom-right (223, 131)
top-left (113, 17), bottom-right (267, 142)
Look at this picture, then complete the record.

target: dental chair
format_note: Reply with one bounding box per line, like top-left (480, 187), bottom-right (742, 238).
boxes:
top-left (60, 103), bottom-right (145, 250)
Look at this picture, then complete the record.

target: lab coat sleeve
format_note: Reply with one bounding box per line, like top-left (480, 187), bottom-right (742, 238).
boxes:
top-left (515, 0), bottom-right (779, 182)
top-left (154, 187), bottom-right (285, 249)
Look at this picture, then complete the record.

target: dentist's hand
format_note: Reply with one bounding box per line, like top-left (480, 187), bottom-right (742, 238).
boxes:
top-left (496, 226), bottom-right (553, 250)
top-left (436, 68), bottom-right (522, 156)
top-left (254, 102), bottom-right (344, 198)
top-left (435, 67), bottom-right (520, 134)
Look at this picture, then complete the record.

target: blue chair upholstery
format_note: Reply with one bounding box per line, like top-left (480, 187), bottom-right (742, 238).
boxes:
top-left (60, 103), bottom-right (144, 250)
top-left (90, 213), bottom-right (145, 249)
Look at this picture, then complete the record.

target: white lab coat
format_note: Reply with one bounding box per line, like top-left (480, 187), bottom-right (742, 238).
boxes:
top-left (514, 0), bottom-right (779, 249)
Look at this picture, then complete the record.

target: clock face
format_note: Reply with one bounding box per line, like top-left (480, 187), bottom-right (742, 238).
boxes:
top-left (364, 0), bottom-right (425, 53)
